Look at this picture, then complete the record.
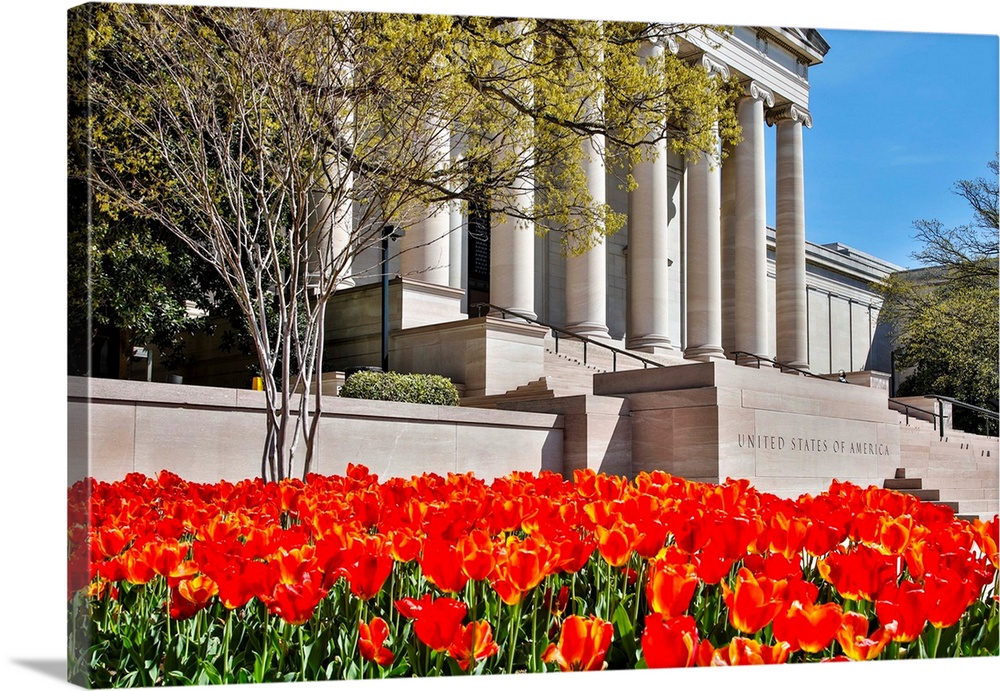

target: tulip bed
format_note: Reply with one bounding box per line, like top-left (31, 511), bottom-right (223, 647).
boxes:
top-left (68, 465), bottom-right (999, 687)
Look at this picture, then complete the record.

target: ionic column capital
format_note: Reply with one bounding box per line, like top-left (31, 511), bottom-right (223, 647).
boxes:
top-left (742, 80), bottom-right (775, 108)
top-left (698, 54), bottom-right (730, 80)
top-left (766, 103), bottom-right (813, 128)
top-left (638, 37), bottom-right (666, 60)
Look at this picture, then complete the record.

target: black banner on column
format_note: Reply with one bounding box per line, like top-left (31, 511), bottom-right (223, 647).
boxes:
top-left (467, 200), bottom-right (490, 309)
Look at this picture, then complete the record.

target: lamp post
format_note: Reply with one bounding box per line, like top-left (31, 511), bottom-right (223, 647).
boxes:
top-left (381, 224), bottom-right (405, 372)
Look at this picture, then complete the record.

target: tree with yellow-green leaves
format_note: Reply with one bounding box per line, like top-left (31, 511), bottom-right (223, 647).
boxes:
top-left (69, 4), bottom-right (742, 481)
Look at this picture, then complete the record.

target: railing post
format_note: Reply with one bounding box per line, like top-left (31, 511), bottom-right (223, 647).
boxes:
top-left (613, 351), bottom-right (617, 372)
top-left (938, 398), bottom-right (945, 440)
top-left (583, 341), bottom-right (588, 366)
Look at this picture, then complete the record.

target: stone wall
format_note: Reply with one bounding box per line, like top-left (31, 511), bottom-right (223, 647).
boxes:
top-left (68, 377), bottom-right (564, 485)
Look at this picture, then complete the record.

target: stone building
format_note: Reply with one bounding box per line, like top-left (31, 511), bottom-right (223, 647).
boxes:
top-left (319, 26), bottom-right (899, 393)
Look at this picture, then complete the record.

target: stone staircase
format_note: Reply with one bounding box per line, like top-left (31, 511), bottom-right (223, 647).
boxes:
top-left (456, 332), bottom-right (999, 521)
top-left (890, 418), bottom-right (999, 521)
top-left (461, 334), bottom-right (682, 407)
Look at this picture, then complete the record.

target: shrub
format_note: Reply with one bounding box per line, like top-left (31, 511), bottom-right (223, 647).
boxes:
top-left (340, 370), bottom-right (460, 406)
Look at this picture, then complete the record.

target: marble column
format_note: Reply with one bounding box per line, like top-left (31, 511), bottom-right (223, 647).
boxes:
top-left (684, 121), bottom-right (724, 361)
top-left (448, 132), bottom-right (467, 301)
top-left (400, 120), bottom-right (451, 286)
top-left (626, 39), bottom-right (673, 353)
top-left (565, 133), bottom-right (610, 338)
top-left (732, 81), bottom-right (773, 365)
top-left (720, 144), bottom-right (736, 355)
top-left (490, 171), bottom-right (536, 320)
top-left (684, 56), bottom-right (728, 362)
top-left (490, 22), bottom-right (535, 321)
top-left (769, 104), bottom-right (812, 371)
top-left (308, 154), bottom-right (354, 290)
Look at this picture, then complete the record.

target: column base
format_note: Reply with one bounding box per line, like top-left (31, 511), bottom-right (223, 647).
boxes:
top-left (734, 352), bottom-right (773, 368)
top-left (684, 344), bottom-right (726, 362)
top-left (564, 321), bottom-right (611, 340)
top-left (627, 335), bottom-right (675, 354)
top-left (776, 359), bottom-right (810, 374)
top-left (489, 307), bottom-right (537, 323)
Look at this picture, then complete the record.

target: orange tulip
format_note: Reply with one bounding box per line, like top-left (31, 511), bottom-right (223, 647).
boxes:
top-left (594, 520), bottom-right (640, 567)
top-left (177, 573), bottom-right (218, 607)
top-left (491, 535), bottom-right (554, 605)
top-left (646, 561), bottom-right (699, 617)
top-left (541, 615), bottom-right (614, 671)
top-left (457, 530), bottom-right (496, 582)
top-left (447, 620), bottom-right (499, 671)
top-left (388, 529), bottom-right (423, 563)
top-left (836, 611), bottom-right (890, 661)
top-left (358, 617), bottom-right (394, 666)
top-left (721, 567), bottom-right (786, 634)
top-left (878, 514), bottom-right (914, 555)
top-left (697, 637), bottom-right (791, 666)
top-left (94, 527), bottom-right (129, 559)
top-left (972, 517), bottom-right (999, 569)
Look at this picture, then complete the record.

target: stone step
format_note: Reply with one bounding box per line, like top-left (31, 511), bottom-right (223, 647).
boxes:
top-left (460, 377), bottom-right (555, 409)
top-left (883, 477), bottom-right (922, 490)
top-left (896, 488), bottom-right (941, 502)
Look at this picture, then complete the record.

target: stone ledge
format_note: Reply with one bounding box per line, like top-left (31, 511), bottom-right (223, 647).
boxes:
top-left (69, 377), bottom-right (563, 431)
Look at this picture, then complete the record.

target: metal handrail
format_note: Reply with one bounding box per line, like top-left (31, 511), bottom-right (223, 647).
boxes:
top-left (888, 397), bottom-right (941, 432)
top-left (730, 351), bottom-right (827, 379)
top-left (927, 394), bottom-right (998, 439)
top-left (470, 303), bottom-right (665, 372)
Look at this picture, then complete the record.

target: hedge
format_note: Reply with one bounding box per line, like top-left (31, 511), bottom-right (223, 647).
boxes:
top-left (340, 371), bottom-right (460, 406)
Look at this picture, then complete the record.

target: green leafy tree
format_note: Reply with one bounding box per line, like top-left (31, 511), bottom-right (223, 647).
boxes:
top-left (877, 157), bottom-right (999, 432)
top-left (70, 5), bottom-right (741, 480)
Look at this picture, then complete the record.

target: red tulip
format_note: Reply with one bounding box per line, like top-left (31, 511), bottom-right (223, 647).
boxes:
top-left (818, 544), bottom-right (898, 601)
top-left (266, 570), bottom-right (327, 625)
top-left (641, 614), bottom-right (698, 668)
top-left (395, 594), bottom-right (467, 651)
top-left (772, 598), bottom-right (843, 653)
top-left (720, 567), bottom-right (786, 634)
top-left (875, 580), bottom-right (927, 642)
top-left (421, 537), bottom-right (470, 593)
top-left (345, 536), bottom-right (394, 600)
top-left (924, 567), bottom-right (976, 629)
top-left (358, 617), bottom-right (394, 666)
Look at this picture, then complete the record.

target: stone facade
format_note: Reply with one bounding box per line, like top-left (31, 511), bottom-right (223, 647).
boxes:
top-left (332, 27), bottom-right (900, 382)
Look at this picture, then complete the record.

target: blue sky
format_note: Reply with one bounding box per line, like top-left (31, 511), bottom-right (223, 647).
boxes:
top-left (799, 29), bottom-right (999, 268)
